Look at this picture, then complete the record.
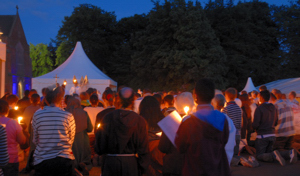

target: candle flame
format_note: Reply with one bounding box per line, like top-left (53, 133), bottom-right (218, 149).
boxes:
top-left (63, 81), bottom-right (67, 85)
top-left (97, 123), bottom-right (101, 129)
top-left (18, 117), bottom-right (23, 124)
top-left (14, 106), bottom-right (19, 110)
top-left (156, 132), bottom-right (162, 137)
top-left (184, 106), bottom-right (189, 115)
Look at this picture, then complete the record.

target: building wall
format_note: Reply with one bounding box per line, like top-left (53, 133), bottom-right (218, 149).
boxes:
top-left (3, 13), bottom-right (31, 98)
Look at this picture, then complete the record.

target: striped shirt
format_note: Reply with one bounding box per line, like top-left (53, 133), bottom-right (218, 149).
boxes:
top-left (222, 101), bottom-right (242, 135)
top-left (32, 106), bottom-right (76, 165)
top-left (0, 124), bottom-right (9, 167)
top-left (275, 100), bottom-right (295, 137)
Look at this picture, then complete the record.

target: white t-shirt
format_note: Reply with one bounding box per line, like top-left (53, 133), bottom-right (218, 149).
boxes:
top-left (84, 107), bottom-right (104, 134)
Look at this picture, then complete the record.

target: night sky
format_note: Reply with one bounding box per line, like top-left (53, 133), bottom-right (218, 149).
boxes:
top-left (0, 0), bottom-right (291, 45)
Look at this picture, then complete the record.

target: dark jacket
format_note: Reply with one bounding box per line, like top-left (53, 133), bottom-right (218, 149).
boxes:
top-left (147, 130), bottom-right (164, 176)
top-left (175, 110), bottom-right (230, 176)
top-left (252, 103), bottom-right (278, 135)
top-left (158, 132), bottom-right (184, 175)
top-left (95, 109), bottom-right (150, 176)
top-left (94, 107), bottom-right (115, 134)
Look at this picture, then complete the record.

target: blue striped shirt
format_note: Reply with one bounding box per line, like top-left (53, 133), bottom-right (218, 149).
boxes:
top-left (32, 106), bottom-right (76, 165)
top-left (222, 101), bottom-right (242, 135)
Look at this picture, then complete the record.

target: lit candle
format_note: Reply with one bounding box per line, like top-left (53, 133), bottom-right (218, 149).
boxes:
top-left (14, 106), bottom-right (19, 110)
top-left (18, 117), bottom-right (23, 124)
top-left (63, 80), bottom-right (67, 85)
top-left (97, 123), bottom-right (101, 129)
top-left (156, 132), bottom-right (162, 137)
top-left (184, 106), bottom-right (190, 115)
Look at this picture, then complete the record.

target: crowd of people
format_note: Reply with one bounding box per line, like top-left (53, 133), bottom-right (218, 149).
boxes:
top-left (0, 78), bottom-right (299, 176)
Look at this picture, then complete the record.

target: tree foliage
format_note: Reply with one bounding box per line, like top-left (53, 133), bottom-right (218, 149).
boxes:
top-left (30, 43), bottom-right (53, 77)
top-left (130, 0), bottom-right (228, 90)
top-left (205, 1), bottom-right (281, 90)
top-left (45, 1), bottom-right (300, 91)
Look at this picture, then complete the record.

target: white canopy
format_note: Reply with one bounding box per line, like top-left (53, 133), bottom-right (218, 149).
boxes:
top-left (32, 41), bottom-right (117, 95)
top-left (257, 78), bottom-right (300, 97)
top-left (242, 77), bottom-right (257, 93)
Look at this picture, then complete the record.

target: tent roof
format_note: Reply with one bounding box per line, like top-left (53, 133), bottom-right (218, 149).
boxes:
top-left (257, 78), bottom-right (300, 96)
top-left (34, 41), bottom-right (116, 85)
top-left (242, 77), bottom-right (257, 93)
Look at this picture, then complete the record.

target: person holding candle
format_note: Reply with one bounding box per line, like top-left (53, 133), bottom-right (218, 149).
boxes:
top-left (6, 95), bottom-right (21, 120)
top-left (0, 99), bottom-right (27, 176)
top-left (161, 95), bottom-right (177, 116)
top-left (94, 87), bottom-right (150, 176)
top-left (139, 96), bottom-right (165, 176)
top-left (158, 92), bottom-right (194, 176)
top-left (175, 78), bottom-right (231, 176)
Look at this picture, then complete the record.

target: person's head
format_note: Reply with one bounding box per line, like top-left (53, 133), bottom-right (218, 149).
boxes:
top-left (289, 91), bottom-right (297, 101)
top-left (251, 90), bottom-right (258, 99)
top-left (194, 78), bottom-right (215, 104)
top-left (80, 92), bottom-right (89, 101)
top-left (259, 90), bottom-right (271, 103)
top-left (24, 90), bottom-right (30, 98)
top-left (86, 88), bottom-right (96, 96)
top-left (225, 88), bottom-right (237, 102)
top-left (259, 85), bottom-right (267, 92)
top-left (282, 94), bottom-right (287, 100)
top-left (103, 89), bottom-right (114, 106)
top-left (273, 89), bottom-right (282, 100)
top-left (163, 95), bottom-right (174, 108)
top-left (29, 89), bottom-right (38, 98)
top-left (45, 86), bottom-right (65, 106)
top-left (42, 88), bottom-right (50, 97)
top-left (175, 92), bottom-right (194, 115)
top-left (153, 94), bottom-right (162, 105)
top-left (90, 94), bottom-right (99, 106)
top-left (119, 87), bottom-right (134, 109)
top-left (30, 94), bottom-right (40, 106)
top-left (241, 90), bottom-right (247, 95)
top-left (0, 99), bottom-right (9, 116)
top-left (56, 83), bottom-right (59, 87)
top-left (139, 96), bottom-right (164, 130)
top-left (269, 93), bottom-right (277, 104)
top-left (239, 93), bottom-right (250, 108)
top-left (64, 95), bottom-right (71, 106)
top-left (7, 94), bottom-right (19, 106)
top-left (143, 88), bottom-right (152, 97)
top-left (66, 96), bottom-right (81, 112)
top-left (212, 94), bottom-right (226, 111)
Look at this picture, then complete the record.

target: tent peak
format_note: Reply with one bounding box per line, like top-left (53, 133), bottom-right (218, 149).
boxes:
top-left (242, 77), bottom-right (257, 93)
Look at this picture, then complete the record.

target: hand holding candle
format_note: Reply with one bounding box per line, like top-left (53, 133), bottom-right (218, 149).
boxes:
top-left (97, 123), bottom-right (101, 129)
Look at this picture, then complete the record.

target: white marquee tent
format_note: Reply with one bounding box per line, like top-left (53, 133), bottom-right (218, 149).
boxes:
top-left (257, 78), bottom-right (300, 97)
top-left (32, 41), bottom-right (117, 95)
top-left (242, 77), bottom-right (257, 93)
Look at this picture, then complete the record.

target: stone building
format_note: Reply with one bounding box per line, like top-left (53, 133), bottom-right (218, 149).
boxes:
top-left (0, 8), bottom-right (32, 98)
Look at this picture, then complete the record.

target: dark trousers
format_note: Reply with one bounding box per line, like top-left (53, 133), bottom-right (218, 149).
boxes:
top-left (274, 136), bottom-right (294, 151)
top-left (34, 157), bottom-right (74, 176)
top-left (255, 137), bottom-right (275, 162)
top-left (2, 163), bottom-right (19, 176)
top-left (234, 135), bottom-right (241, 156)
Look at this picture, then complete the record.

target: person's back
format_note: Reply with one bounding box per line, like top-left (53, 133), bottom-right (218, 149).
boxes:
top-left (274, 99), bottom-right (295, 137)
top-left (253, 103), bottom-right (278, 136)
top-left (175, 79), bottom-right (230, 176)
top-left (32, 87), bottom-right (76, 176)
top-left (95, 87), bottom-right (149, 176)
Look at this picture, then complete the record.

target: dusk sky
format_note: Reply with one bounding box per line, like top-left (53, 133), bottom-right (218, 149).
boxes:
top-left (0, 0), bottom-right (291, 45)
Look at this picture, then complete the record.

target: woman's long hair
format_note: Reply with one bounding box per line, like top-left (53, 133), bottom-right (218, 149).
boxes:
top-left (239, 94), bottom-right (251, 119)
top-left (139, 96), bottom-right (164, 131)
